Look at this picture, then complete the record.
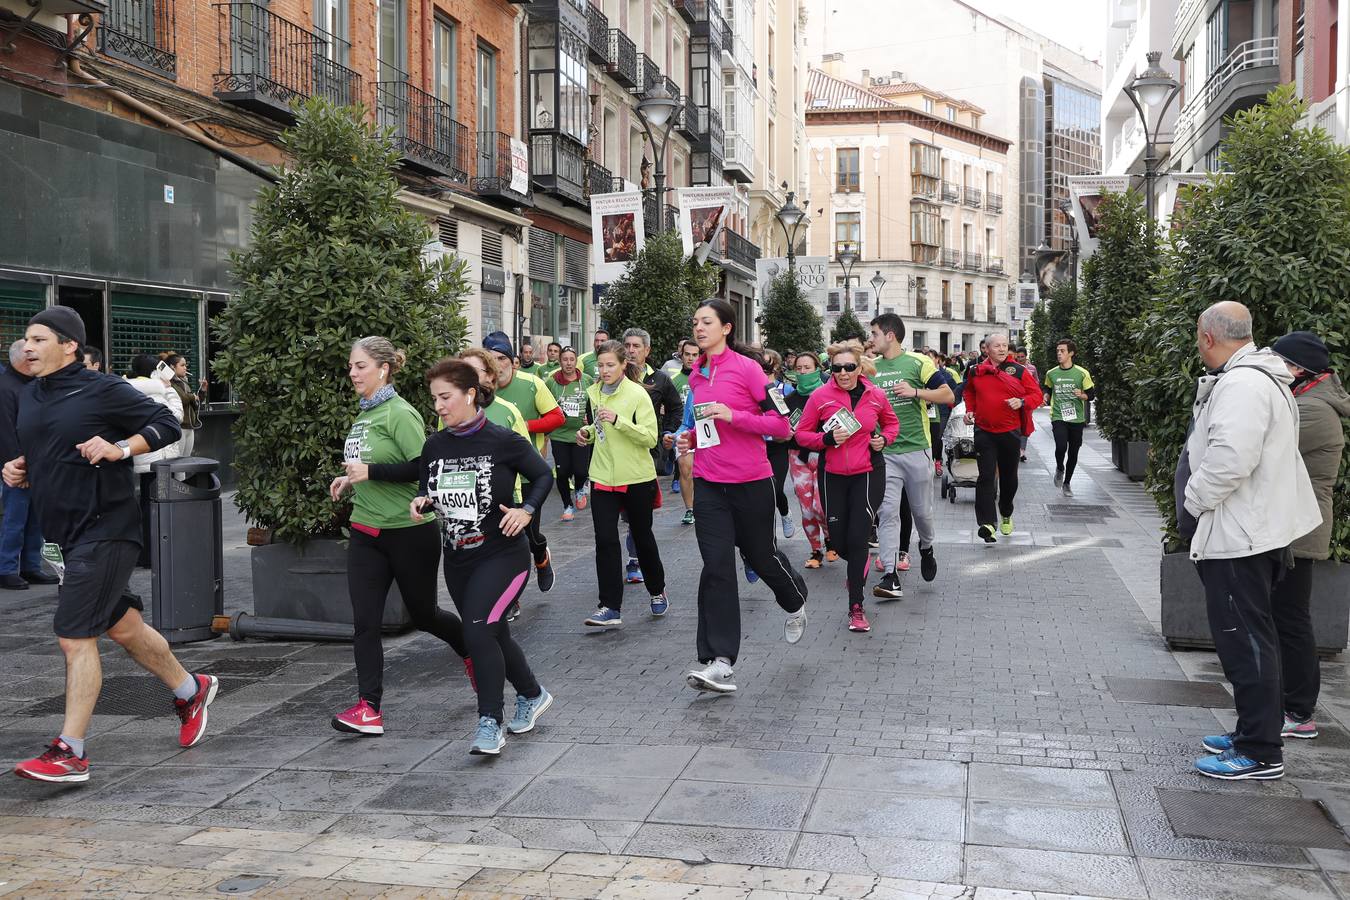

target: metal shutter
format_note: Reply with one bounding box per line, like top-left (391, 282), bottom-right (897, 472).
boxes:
top-left (110, 292), bottom-right (200, 379)
top-left (529, 229), bottom-right (557, 283)
top-left (562, 237), bottom-right (588, 289)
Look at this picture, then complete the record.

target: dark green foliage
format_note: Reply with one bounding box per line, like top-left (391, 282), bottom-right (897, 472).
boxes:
top-left (214, 97), bottom-right (470, 544)
top-left (1072, 189), bottom-right (1158, 443)
top-left (600, 230), bottom-right (721, 361)
top-left (1028, 299), bottom-right (1051, 376)
top-left (1133, 84), bottom-right (1350, 558)
top-left (1030, 280), bottom-right (1080, 377)
top-left (830, 308), bottom-right (867, 344)
top-left (760, 270), bottom-right (824, 355)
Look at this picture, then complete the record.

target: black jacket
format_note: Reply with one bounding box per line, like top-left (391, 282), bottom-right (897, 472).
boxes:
top-left (0, 364), bottom-right (33, 465)
top-left (16, 362), bottom-right (181, 549)
top-left (641, 367), bottom-right (682, 438)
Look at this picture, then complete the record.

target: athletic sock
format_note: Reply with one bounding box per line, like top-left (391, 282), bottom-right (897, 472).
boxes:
top-left (59, 734), bottom-right (85, 758)
top-left (172, 674), bottom-right (198, 701)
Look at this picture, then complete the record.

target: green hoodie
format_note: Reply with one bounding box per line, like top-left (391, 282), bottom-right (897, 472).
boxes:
top-left (585, 377), bottom-right (658, 487)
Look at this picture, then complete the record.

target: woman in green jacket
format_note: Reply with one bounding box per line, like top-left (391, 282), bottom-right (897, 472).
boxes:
top-left (547, 347), bottom-right (592, 520)
top-left (576, 340), bottom-right (667, 626)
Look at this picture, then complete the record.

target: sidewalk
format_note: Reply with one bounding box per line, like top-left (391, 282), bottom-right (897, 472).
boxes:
top-left (0, 410), bottom-right (1346, 899)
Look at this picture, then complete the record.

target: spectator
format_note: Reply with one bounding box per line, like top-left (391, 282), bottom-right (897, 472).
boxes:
top-left (81, 346), bottom-right (102, 372)
top-left (126, 354), bottom-right (183, 566)
top-left (160, 353), bottom-right (206, 457)
top-left (0, 339), bottom-right (56, 590)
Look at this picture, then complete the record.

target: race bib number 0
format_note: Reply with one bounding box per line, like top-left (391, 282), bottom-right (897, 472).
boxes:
top-left (693, 403), bottom-right (721, 448)
top-left (435, 471), bottom-right (478, 522)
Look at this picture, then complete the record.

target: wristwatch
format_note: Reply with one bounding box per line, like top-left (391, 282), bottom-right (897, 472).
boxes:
top-left (116, 440), bottom-right (132, 460)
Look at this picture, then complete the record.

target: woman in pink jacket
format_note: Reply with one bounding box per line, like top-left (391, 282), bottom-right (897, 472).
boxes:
top-left (795, 342), bottom-right (899, 633)
top-left (675, 299), bottom-right (809, 694)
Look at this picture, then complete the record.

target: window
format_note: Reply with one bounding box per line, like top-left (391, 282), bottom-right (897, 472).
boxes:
top-left (941, 280), bottom-right (952, 318)
top-left (529, 23), bottom-right (588, 142)
top-left (433, 16), bottom-right (456, 113)
top-left (971, 114), bottom-right (981, 129)
top-left (910, 141), bottom-right (940, 197)
top-left (924, 97), bottom-right (933, 113)
top-left (911, 203), bottom-right (940, 250)
top-left (478, 44), bottom-right (497, 132)
top-left (963, 283), bottom-right (974, 320)
top-left (946, 105), bottom-right (956, 121)
top-left (914, 277), bottom-right (927, 318)
top-left (836, 148), bottom-right (860, 192)
top-left (913, 330), bottom-right (927, 349)
top-left (834, 212), bottom-right (860, 257)
top-left (986, 285), bottom-right (996, 321)
top-left (315, 0), bottom-right (348, 63)
top-left (377, 0), bottom-right (405, 79)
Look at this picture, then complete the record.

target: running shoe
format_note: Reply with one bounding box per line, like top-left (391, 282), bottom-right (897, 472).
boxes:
top-left (848, 603), bottom-right (871, 633)
top-left (682, 509), bottom-right (695, 526)
top-left (784, 606), bottom-right (807, 644)
top-left (1000, 517), bottom-right (1014, 536)
top-left (1054, 466), bottom-right (1064, 486)
top-left (574, 487), bottom-right (589, 511)
top-left (670, 478), bottom-right (680, 493)
top-left (561, 506), bottom-right (575, 522)
top-left (873, 572), bottom-right (903, 600)
top-left (1195, 749), bottom-right (1283, 780)
top-left (897, 552), bottom-right (911, 572)
top-left (1283, 715), bottom-right (1319, 740)
top-left (868, 527), bottom-right (879, 548)
top-left (686, 660), bottom-right (737, 693)
top-left (920, 547), bottom-right (937, 582)
top-left (1019, 453), bottom-right (1027, 463)
top-left (507, 687), bottom-right (553, 734)
top-left (536, 550), bottom-right (555, 593)
top-left (782, 516), bottom-right (796, 539)
top-left (805, 550), bottom-right (823, 569)
top-left (1201, 733), bottom-right (1233, 754)
top-left (650, 592), bottom-right (669, 616)
top-left (20, 570), bottom-right (57, 585)
top-left (934, 460), bottom-right (943, 477)
top-left (13, 739), bottom-right (89, 783)
top-left (470, 716), bottom-right (505, 755)
top-left (506, 600), bottom-right (521, 622)
top-left (745, 564), bottom-right (759, 584)
top-left (1062, 484), bottom-right (1074, 498)
top-left (584, 607), bottom-right (622, 627)
top-left (625, 560), bottom-right (644, 584)
top-left (175, 674), bottom-right (219, 748)
top-left (826, 549), bottom-right (840, 563)
top-left (464, 658), bottom-right (477, 694)
top-left (978, 524), bottom-right (997, 543)
top-left (332, 698), bottom-right (384, 736)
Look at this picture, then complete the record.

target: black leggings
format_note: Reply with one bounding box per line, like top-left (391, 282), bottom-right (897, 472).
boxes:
top-left (821, 468), bottom-right (884, 606)
top-left (349, 523), bottom-right (466, 710)
top-left (521, 480), bottom-right (549, 564)
top-left (1052, 420), bottom-right (1085, 485)
top-left (592, 480), bottom-right (664, 609)
top-left (443, 545), bottom-right (541, 723)
top-left (767, 444), bottom-right (791, 517)
top-left (974, 428), bottom-right (1022, 528)
top-left (553, 441), bottom-right (591, 507)
top-left (1271, 555), bottom-right (1319, 721)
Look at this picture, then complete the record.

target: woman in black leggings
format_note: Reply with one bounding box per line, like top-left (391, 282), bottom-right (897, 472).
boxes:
top-left (329, 337), bottom-right (468, 736)
top-left (761, 350), bottom-right (794, 537)
top-left (413, 358), bottom-right (555, 757)
top-left (546, 347), bottom-right (592, 519)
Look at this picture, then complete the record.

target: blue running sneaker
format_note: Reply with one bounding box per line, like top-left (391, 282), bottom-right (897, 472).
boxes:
top-left (625, 560), bottom-right (644, 584)
top-left (745, 564), bottom-right (759, 584)
top-left (469, 716), bottom-right (504, 755)
top-left (507, 688), bottom-right (553, 734)
top-left (650, 592), bottom-right (669, 616)
top-left (1195, 748), bottom-right (1283, 780)
top-left (584, 607), bottom-right (622, 627)
top-left (1201, 733), bottom-right (1234, 754)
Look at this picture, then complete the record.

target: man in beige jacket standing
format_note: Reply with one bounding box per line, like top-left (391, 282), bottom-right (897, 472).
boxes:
top-left (1179, 302), bottom-right (1321, 781)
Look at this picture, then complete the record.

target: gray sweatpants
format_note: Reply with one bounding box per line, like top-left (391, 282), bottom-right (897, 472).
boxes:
top-left (877, 449), bottom-right (936, 572)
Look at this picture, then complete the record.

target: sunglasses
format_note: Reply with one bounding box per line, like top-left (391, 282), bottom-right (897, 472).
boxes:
top-left (830, 363), bottom-right (859, 373)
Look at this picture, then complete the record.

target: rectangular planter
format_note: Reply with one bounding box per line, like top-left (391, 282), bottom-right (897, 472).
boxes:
top-left (1123, 440), bottom-right (1149, 482)
top-left (1161, 551), bottom-right (1349, 657)
top-left (251, 539), bottom-right (411, 632)
top-left (1111, 439), bottom-right (1123, 470)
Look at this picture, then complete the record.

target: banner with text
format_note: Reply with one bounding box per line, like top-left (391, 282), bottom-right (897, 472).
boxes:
top-left (1066, 175), bottom-right (1132, 261)
top-left (590, 191), bottom-right (646, 283)
top-left (677, 186), bottom-right (735, 263)
top-left (754, 256), bottom-right (830, 312)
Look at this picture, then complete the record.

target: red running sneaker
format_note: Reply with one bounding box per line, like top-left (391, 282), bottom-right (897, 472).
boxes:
top-left (175, 674), bottom-right (219, 748)
top-left (848, 604), bottom-right (871, 633)
top-left (14, 738), bottom-right (89, 783)
top-left (464, 657), bottom-right (478, 693)
top-left (332, 699), bottom-right (384, 735)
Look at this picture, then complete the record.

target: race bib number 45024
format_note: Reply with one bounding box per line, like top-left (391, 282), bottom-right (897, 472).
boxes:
top-left (435, 471), bottom-right (479, 521)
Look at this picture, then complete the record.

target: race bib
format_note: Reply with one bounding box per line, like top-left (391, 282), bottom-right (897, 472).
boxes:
top-left (928, 405), bottom-right (938, 420)
top-left (1060, 403), bottom-right (1078, 421)
top-left (596, 422), bottom-right (607, 444)
top-left (560, 394), bottom-right (584, 418)
top-left (435, 471), bottom-right (478, 522)
top-left (769, 386), bottom-right (789, 416)
top-left (789, 408), bottom-right (803, 428)
top-left (695, 417), bottom-right (721, 448)
top-left (343, 421), bottom-right (369, 463)
top-left (824, 408), bottom-right (862, 438)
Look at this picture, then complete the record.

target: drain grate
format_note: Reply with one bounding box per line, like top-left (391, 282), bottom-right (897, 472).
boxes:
top-left (1051, 536), bottom-right (1123, 548)
top-left (1159, 789), bottom-right (1350, 849)
top-left (1045, 503), bottom-right (1118, 517)
top-left (197, 658), bottom-right (290, 678)
top-left (19, 675), bottom-right (253, 717)
top-left (1105, 676), bottom-right (1234, 708)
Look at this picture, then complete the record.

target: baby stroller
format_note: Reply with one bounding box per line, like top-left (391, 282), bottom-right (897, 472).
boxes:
top-left (941, 402), bottom-right (979, 503)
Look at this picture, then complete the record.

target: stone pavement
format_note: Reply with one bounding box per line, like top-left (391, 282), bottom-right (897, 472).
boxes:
top-left (0, 410), bottom-right (1347, 899)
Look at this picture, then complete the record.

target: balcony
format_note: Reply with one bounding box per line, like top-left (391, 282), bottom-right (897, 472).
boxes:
top-left (585, 158), bottom-right (612, 200)
top-left (721, 18), bottom-right (733, 59)
top-left (940, 181), bottom-right (959, 203)
top-left (723, 131), bottom-right (753, 183)
top-left (985, 256), bottom-right (1004, 275)
top-left (675, 94), bottom-right (700, 140)
top-left (1174, 36), bottom-right (1279, 161)
top-left (685, 0), bottom-right (723, 52)
top-left (607, 29), bottom-right (637, 89)
top-left (723, 230), bottom-right (760, 273)
top-left (963, 186), bottom-right (982, 208)
top-left (374, 76), bottom-right (468, 182)
top-left (699, 106), bottom-right (724, 152)
top-left (585, 3), bottom-right (608, 65)
top-left (212, 3), bottom-right (360, 121)
top-left (940, 249), bottom-right (960, 269)
top-left (531, 132), bottom-right (588, 207)
top-left (985, 192), bottom-right (1002, 213)
top-left (672, 0), bottom-right (696, 24)
top-left (912, 245), bottom-right (939, 266)
top-left (99, 0), bottom-right (176, 78)
top-left (962, 252), bottom-right (983, 271)
top-left (635, 53), bottom-right (662, 94)
top-left (472, 131), bottom-right (532, 206)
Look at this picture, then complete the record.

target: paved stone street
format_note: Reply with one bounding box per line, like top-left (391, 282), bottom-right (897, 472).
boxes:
top-left (0, 411), bottom-right (1347, 899)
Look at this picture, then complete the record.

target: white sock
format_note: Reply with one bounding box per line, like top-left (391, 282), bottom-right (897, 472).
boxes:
top-left (59, 734), bottom-right (85, 758)
top-left (173, 674), bottom-right (198, 701)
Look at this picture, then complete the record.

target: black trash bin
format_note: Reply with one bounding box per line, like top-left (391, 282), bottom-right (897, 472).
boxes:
top-left (149, 457), bottom-right (224, 643)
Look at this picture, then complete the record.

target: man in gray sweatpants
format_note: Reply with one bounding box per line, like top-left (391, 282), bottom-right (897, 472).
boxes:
top-left (868, 314), bottom-right (955, 599)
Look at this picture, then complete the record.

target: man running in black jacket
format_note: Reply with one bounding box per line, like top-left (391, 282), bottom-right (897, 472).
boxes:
top-left (3, 308), bottom-right (218, 784)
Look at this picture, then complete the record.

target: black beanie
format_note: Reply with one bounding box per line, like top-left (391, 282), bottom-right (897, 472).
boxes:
top-left (28, 307), bottom-right (87, 348)
top-left (1272, 331), bottom-right (1331, 375)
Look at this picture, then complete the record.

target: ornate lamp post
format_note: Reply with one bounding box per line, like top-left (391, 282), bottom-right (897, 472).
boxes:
top-left (775, 183), bottom-right (809, 274)
top-left (836, 244), bottom-right (858, 315)
top-left (634, 82), bottom-right (680, 224)
top-left (1122, 50), bottom-right (1181, 224)
top-left (869, 270), bottom-right (886, 309)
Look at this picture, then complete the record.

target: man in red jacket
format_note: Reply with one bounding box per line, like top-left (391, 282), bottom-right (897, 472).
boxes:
top-left (963, 333), bottom-right (1042, 542)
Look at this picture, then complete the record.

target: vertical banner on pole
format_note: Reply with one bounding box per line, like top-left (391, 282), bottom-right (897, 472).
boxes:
top-left (676, 186), bottom-right (735, 263)
top-left (590, 191), bottom-right (646, 283)
top-left (1066, 175), bottom-right (1132, 260)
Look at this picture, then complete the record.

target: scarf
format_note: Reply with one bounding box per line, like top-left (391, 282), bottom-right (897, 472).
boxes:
top-left (359, 384), bottom-right (396, 411)
top-left (794, 370), bottom-right (824, 397)
top-left (444, 410), bottom-right (487, 436)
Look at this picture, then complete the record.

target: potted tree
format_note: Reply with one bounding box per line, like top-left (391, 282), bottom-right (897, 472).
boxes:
top-left (214, 97), bottom-right (469, 628)
top-left (1134, 86), bottom-right (1350, 654)
top-left (759, 269), bottom-right (824, 357)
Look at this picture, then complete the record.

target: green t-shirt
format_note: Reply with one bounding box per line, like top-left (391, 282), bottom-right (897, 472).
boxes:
top-left (539, 362), bottom-right (561, 379)
top-left (871, 351), bottom-right (939, 455)
top-left (344, 394), bottom-right (427, 530)
top-left (548, 372), bottom-right (593, 443)
top-left (495, 370), bottom-right (559, 453)
top-left (518, 361), bottom-right (543, 377)
top-left (1045, 364), bottom-right (1094, 424)
top-left (579, 351), bottom-right (599, 380)
top-left (671, 369), bottom-right (691, 405)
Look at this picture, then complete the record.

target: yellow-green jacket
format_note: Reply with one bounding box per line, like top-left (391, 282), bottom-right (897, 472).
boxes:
top-left (585, 378), bottom-right (658, 487)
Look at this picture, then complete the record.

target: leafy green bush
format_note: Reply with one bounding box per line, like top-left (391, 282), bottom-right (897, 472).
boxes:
top-left (1133, 84), bottom-right (1350, 558)
top-left (830, 308), bottom-right (867, 344)
top-left (214, 97), bottom-right (470, 544)
top-left (600, 230), bottom-right (720, 361)
top-left (759, 270), bottom-right (824, 355)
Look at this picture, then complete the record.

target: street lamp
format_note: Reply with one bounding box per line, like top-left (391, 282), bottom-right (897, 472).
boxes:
top-left (635, 81), bottom-right (681, 227)
top-left (1122, 50), bottom-right (1181, 224)
top-left (836, 244), bottom-right (858, 315)
top-left (869, 270), bottom-right (886, 307)
top-left (776, 182), bottom-right (809, 274)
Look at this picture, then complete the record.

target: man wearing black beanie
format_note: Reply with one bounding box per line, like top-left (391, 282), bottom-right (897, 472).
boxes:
top-left (3, 311), bottom-right (218, 784)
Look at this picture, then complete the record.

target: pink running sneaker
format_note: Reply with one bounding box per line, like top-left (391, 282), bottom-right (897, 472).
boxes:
top-left (175, 674), bottom-right (219, 748)
top-left (332, 699), bottom-right (384, 736)
top-left (1282, 715), bottom-right (1318, 739)
top-left (848, 604), bottom-right (871, 633)
top-left (14, 739), bottom-right (89, 783)
top-left (897, 552), bottom-right (911, 572)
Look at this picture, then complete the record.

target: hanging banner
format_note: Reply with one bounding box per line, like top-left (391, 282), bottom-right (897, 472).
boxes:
top-left (590, 191), bottom-right (646, 283)
top-left (755, 256), bottom-right (829, 312)
top-left (676, 186), bottom-right (735, 263)
top-left (1067, 175), bottom-right (1131, 259)
top-left (509, 137), bottom-right (530, 196)
top-left (1161, 173), bottom-right (1210, 231)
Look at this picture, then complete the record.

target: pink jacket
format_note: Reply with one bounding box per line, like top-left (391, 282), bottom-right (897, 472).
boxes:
top-left (688, 346), bottom-right (790, 483)
top-left (794, 377), bottom-right (899, 476)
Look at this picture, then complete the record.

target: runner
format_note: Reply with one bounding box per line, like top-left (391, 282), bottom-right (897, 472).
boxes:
top-left (1015, 348), bottom-right (1039, 462)
top-left (329, 337), bottom-right (471, 735)
top-left (517, 339), bottom-right (543, 377)
top-left (664, 339), bottom-right (700, 525)
top-left (546, 347), bottom-right (592, 520)
top-left (761, 350), bottom-right (795, 539)
top-left (621, 328), bottom-right (682, 583)
top-left (578, 328), bottom-right (610, 380)
top-left (413, 358), bottom-right (553, 756)
top-left (784, 351), bottom-right (828, 568)
top-left (577, 341), bottom-right (668, 627)
top-left (678, 299), bottom-right (808, 693)
top-left (483, 332), bottom-right (564, 593)
top-left (868, 314), bottom-right (953, 598)
top-left (1042, 339), bottom-right (1095, 498)
top-left (539, 342), bottom-right (563, 378)
top-left (963, 333), bottom-right (1042, 542)
top-left (459, 349), bottom-right (529, 440)
top-left (6, 308), bottom-right (213, 783)
top-left (794, 342), bottom-right (898, 633)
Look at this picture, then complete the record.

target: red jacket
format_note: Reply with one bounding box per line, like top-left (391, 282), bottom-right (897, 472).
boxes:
top-left (794, 377), bottom-right (900, 475)
top-left (964, 358), bottom-right (1042, 434)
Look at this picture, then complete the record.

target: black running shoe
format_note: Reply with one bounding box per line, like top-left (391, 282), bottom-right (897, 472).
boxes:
top-left (535, 550), bottom-right (555, 593)
top-left (920, 547), bottom-right (937, 582)
top-left (872, 572), bottom-right (903, 600)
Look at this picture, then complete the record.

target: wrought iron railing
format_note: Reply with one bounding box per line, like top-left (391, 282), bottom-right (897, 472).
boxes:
top-left (585, 158), bottom-right (612, 199)
top-left (531, 133), bottom-right (587, 205)
top-left (374, 75), bottom-right (468, 182)
top-left (100, 0), bottom-right (176, 77)
top-left (473, 131), bottom-right (531, 203)
top-left (585, 3), bottom-right (609, 65)
top-left (985, 256), bottom-right (1004, 274)
top-left (213, 3), bottom-right (360, 113)
top-left (940, 249), bottom-right (960, 268)
top-left (672, 0), bottom-right (696, 23)
top-left (963, 186), bottom-right (982, 207)
top-left (676, 93), bottom-right (699, 139)
top-left (636, 53), bottom-right (662, 93)
top-left (724, 230), bottom-right (759, 270)
top-left (607, 29), bottom-right (637, 88)
top-left (985, 192), bottom-right (1003, 213)
top-left (940, 181), bottom-right (959, 203)
top-left (962, 252), bottom-right (983, 271)
top-left (721, 17), bottom-right (732, 54)
top-left (699, 105), bottom-right (723, 150)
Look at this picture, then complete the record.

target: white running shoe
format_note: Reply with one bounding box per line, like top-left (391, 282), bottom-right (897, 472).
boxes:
top-left (784, 607), bottom-right (808, 644)
top-left (686, 660), bottom-right (737, 693)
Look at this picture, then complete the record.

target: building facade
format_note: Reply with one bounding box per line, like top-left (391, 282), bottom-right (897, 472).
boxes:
top-left (1102, 0), bottom-right (1181, 187)
top-left (805, 65), bottom-right (1011, 356)
top-left (1044, 66), bottom-right (1102, 256)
